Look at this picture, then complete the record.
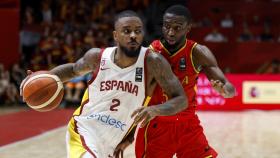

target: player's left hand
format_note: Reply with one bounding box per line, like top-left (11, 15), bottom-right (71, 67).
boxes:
top-left (131, 106), bottom-right (157, 128)
top-left (113, 138), bottom-right (132, 158)
top-left (210, 79), bottom-right (235, 98)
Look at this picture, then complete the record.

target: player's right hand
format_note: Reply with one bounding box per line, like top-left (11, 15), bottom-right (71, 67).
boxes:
top-left (210, 79), bottom-right (235, 98)
top-left (20, 70), bottom-right (33, 97)
top-left (131, 106), bottom-right (157, 128)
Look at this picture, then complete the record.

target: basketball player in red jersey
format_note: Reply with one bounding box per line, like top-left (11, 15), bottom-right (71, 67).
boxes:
top-left (114, 5), bottom-right (236, 158)
top-left (20, 10), bottom-right (189, 158)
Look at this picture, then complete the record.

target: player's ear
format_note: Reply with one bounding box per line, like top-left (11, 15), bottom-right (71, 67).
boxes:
top-left (186, 23), bottom-right (192, 34)
top-left (113, 30), bottom-right (118, 42)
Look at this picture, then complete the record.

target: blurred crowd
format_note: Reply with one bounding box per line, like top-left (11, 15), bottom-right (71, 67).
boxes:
top-left (187, 0), bottom-right (280, 43)
top-left (1, 0), bottom-right (187, 106)
top-left (0, 63), bottom-right (23, 105)
top-left (1, 0), bottom-right (279, 106)
top-left (200, 13), bottom-right (278, 43)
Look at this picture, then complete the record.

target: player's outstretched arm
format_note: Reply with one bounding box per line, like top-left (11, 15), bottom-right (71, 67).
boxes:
top-left (20, 48), bottom-right (101, 96)
top-left (132, 51), bottom-right (187, 127)
top-left (192, 44), bottom-right (236, 98)
top-left (50, 48), bottom-right (101, 82)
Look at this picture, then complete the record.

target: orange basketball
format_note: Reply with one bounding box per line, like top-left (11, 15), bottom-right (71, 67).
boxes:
top-left (22, 71), bottom-right (64, 112)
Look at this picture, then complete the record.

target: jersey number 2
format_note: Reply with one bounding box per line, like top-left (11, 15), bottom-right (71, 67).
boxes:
top-left (110, 99), bottom-right (120, 111)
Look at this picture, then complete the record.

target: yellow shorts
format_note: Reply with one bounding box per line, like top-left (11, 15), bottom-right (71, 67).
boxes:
top-left (66, 89), bottom-right (89, 158)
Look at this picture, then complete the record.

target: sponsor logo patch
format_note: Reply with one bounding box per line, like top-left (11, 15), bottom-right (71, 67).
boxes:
top-left (87, 113), bottom-right (126, 131)
top-left (135, 67), bottom-right (143, 82)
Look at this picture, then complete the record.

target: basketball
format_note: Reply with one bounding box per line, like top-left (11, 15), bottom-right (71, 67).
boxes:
top-left (22, 71), bottom-right (64, 112)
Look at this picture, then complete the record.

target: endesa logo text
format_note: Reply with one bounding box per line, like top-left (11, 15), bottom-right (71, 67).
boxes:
top-left (87, 113), bottom-right (126, 131)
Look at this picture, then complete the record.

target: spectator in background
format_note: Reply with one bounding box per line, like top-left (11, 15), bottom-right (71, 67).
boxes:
top-left (221, 13), bottom-right (234, 28)
top-left (20, 7), bottom-right (42, 61)
top-left (23, 6), bottom-right (34, 25)
top-left (257, 59), bottom-right (280, 74)
top-left (0, 64), bottom-right (7, 104)
top-left (252, 15), bottom-right (261, 26)
top-left (200, 17), bottom-right (213, 27)
top-left (83, 30), bottom-right (96, 50)
top-left (238, 25), bottom-right (254, 42)
top-left (65, 33), bottom-right (73, 46)
top-left (0, 64), bottom-right (20, 105)
top-left (265, 59), bottom-right (280, 74)
top-left (270, 59), bottom-right (280, 73)
top-left (10, 63), bottom-right (26, 89)
top-left (64, 74), bottom-right (90, 105)
top-left (41, 0), bottom-right (52, 25)
top-left (264, 17), bottom-right (272, 28)
top-left (46, 37), bottom-right (65, 69)
top-left (204, 29), bottom-right (227, 42)
top-left (258, 26), bottom-right (274, 42)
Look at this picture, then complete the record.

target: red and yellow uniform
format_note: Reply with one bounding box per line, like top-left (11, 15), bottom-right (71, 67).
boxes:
top-left (135, 39), bottom-right (217, 158)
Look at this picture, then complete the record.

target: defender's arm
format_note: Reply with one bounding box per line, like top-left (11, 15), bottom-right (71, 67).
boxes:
top-left (192, 44), bottom-right (236, 98)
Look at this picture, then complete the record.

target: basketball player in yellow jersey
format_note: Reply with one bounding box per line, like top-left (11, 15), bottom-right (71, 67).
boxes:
top-left (20, 10), bottom-right (187, 158)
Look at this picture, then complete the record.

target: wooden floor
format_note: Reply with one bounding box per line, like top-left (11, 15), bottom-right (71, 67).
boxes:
top-left (1, 110), bottom-right (280, 158)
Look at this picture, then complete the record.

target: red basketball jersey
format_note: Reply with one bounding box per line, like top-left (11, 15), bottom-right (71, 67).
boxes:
top-left (149, 39), bottom-right (199, 114)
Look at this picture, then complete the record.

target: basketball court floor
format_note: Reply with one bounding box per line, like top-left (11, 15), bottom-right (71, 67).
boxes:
top-left (0, 108), bottom-right (280, 158)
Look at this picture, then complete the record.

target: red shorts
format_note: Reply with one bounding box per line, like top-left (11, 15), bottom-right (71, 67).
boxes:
top-left (135, 114), bottom-right (217, 158)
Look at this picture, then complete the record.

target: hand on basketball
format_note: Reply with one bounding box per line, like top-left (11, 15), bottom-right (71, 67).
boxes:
top-left (210, 79), bottom-right (234, 98)
top-left (19, 70), bottom-right (33, 97)
top-left (131, 106), bottom-right (157, 128)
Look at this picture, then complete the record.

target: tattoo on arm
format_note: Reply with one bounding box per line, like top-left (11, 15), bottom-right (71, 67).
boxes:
top-left (50, 63), bottom-right (76, 82)
top-left (50, 48), bottom-right (101, 82)
top-left (147, 52), bottom-right (187, 116)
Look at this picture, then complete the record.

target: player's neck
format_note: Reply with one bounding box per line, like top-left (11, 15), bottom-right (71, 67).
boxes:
top-left (114, 49), bottom-right (138, 69)
top-left (161, 37), bottom-right (186, 55)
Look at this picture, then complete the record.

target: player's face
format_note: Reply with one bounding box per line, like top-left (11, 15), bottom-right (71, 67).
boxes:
top-left (114, 17), bottom-right (144, 57)
top-left (162, 13), bottom-right (190, 46)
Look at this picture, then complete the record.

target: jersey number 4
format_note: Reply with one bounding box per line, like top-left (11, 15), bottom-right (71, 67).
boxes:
top-left (110, 99), bottom-right (120, 111)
